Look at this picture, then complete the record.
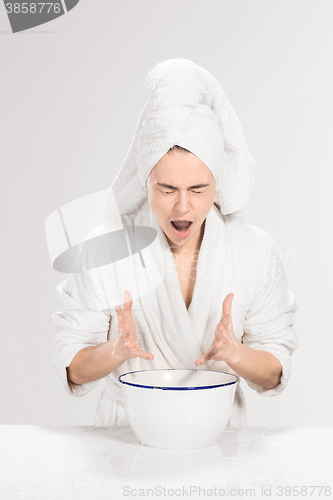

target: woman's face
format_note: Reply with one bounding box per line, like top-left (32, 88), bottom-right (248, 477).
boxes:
top-left (146, 148), bottom-right (216, 251)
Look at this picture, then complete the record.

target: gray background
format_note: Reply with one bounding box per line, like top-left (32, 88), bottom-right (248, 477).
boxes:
top-left (1, 0), bottom-right (332, 426)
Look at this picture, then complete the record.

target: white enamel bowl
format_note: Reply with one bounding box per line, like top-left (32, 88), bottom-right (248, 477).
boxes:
top-left (119, 369), bottom-right (238, 450)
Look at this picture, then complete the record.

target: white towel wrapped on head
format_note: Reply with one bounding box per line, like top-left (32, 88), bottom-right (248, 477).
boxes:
top-left (103, 58), bottom-right (255, 227)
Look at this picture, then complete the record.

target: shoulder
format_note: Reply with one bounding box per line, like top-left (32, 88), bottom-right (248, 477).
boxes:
top-left (74, 224), bottom-right (113, 272)
top-left (223, 215), bottom-right (276, 254)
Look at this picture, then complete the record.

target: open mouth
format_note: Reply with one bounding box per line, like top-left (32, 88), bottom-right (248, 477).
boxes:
top-left (171, 220), bottom-right (193, 232)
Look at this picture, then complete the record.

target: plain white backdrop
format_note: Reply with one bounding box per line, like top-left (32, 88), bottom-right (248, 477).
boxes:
top-left (1, 0), bottom-right (332, 426)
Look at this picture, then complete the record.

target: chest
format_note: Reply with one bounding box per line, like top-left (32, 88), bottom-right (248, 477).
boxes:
top-left (173, 252), bottom-right (198, 310)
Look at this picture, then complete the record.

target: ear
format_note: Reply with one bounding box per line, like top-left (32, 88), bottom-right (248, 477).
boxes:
top-left (214, 189), bottom-right (222, 205)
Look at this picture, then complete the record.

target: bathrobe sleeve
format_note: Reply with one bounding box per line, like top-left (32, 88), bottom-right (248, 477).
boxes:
top-left (52, 228), bottom-right (113, 397)
top-left (242, 242), bottom-right (298, 396)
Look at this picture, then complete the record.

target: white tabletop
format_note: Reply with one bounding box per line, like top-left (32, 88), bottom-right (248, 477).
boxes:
top-left (0, 426), bottom-right (332, 499)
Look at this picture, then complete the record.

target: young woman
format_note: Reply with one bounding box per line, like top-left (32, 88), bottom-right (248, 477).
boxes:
top-left (53, 59), bottom-right (298, 426)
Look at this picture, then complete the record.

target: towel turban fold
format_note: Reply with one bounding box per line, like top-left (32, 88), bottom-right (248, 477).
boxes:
top-left (103, 58), bottom-right (255, 228)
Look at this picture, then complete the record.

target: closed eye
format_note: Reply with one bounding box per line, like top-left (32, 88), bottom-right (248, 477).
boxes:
top-left (164, 190), bottom-right (203, 194)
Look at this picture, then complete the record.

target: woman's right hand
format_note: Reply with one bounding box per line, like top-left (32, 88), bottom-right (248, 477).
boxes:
top-left (66, 290), bottom-right (153, 386)
top-left (113, 290), bottom-right (154, 364)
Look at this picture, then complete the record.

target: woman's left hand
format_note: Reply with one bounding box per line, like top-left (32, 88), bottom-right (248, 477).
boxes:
top-left (195, 293), bottom-right (241, 367)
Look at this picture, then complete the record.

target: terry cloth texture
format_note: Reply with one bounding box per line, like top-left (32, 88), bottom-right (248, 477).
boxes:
top-left (52, 201), bottom-right (298, 427)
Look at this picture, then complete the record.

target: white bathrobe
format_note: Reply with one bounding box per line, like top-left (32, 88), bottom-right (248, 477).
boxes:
top-left (52, 200), bottom-right (298, 427)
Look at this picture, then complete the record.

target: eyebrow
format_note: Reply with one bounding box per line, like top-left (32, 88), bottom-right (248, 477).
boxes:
top-left (157, 183), bottom-right (210, 190)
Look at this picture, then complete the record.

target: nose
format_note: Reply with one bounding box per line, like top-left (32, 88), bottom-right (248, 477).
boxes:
top-left (174, 190), bottom-right (191, 214)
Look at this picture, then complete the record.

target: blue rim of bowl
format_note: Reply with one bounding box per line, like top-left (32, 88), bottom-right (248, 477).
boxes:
top-left (118, 368), bottom-right (239, 391)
